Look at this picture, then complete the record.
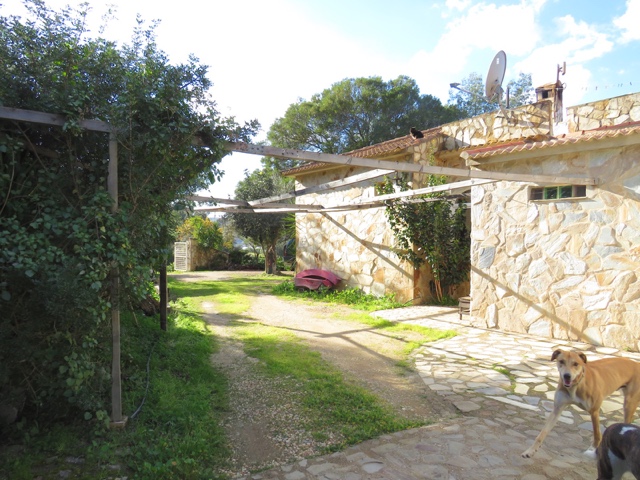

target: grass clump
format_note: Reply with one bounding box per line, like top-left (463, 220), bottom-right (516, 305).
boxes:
top-left (272, 280), bottom-right (403, 311)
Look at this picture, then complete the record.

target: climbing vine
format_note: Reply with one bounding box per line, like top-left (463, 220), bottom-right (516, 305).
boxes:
top-left (0, 1), bottom-right (257, 423)
top-left (377, 174), bottom-right (470, 303)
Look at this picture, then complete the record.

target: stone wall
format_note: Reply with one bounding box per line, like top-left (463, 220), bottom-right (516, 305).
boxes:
top-left (469, 142), bottom-right (640, 350)
top-left (441, 100), bottom-right (553, 150)
top-left (567, 92), bottom-right (640, 131)
top-left (295, 166), bottom-right (421, 304)
top-left (291, 100), bottom-right (556, 304)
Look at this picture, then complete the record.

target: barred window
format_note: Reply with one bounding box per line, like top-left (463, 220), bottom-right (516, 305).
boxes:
top-left (530, 185), bottom-right (587, 201)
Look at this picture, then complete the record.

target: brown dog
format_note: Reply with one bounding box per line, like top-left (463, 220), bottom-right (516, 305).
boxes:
top-left (521, 349), bottom-right (640, 458)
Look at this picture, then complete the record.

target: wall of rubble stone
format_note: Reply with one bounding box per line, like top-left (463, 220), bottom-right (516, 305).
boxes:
top-left (567, 92), bottom-right (640, 131)
top-left (469, 143), bottom-right (640, 350)
top-left (294, 166), bottom-right (419, 303)
top-left (441, 100), bottom-right (553, 149)
top-left (291, 100), bottom-right (555, 304)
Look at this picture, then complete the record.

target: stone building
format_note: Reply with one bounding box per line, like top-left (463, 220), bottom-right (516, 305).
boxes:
top-left (285, 91), bottom-right (640, 351)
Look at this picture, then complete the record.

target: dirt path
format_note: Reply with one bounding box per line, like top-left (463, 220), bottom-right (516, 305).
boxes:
top-left (172, 271), bottom-right (456, 476)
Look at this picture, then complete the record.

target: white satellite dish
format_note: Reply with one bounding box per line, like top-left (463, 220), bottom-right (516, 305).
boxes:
top-left (485, 50), bottom-right (507, 100)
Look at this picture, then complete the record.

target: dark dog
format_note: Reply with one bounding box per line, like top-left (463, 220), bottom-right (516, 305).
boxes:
top-left (597, 423), bottom-right (640, 479)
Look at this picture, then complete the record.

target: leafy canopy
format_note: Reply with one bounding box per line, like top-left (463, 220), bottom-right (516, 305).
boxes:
top-left (0, 0), bottom-right (256, 423)
top-left (448, 72), bottom-right (534, 117)
top-left (176, 216), bottom-right (224, 250)
top-left (265, 75), bottom-right (463, 170)
top-left (227, 169), bottom-right (293, 274)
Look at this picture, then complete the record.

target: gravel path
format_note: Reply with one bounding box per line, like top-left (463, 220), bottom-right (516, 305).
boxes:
top-left (172, 271), bottom-right (456, 477)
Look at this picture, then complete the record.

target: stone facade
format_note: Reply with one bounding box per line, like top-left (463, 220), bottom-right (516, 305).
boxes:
top-left (567, 92), bottom-right (640, 131)
top-left (295, 166), bottom-right (419, 303)
top-left (290, 91), bottom-right (640, 351)
top-left (291, 100), bottom-right (555, 304)
top-left (469, 93), bottom-right (640, 350)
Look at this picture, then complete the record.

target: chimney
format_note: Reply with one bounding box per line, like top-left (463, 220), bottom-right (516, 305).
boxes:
top-left (535, 81), bottom-right (564, 123)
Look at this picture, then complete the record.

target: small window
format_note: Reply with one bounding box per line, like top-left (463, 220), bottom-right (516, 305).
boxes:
top-left (531, 185), bottom-right (587, 201)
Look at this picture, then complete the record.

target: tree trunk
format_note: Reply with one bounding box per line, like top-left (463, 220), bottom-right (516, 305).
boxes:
top-left (264, 242), bottom-right (279, 275)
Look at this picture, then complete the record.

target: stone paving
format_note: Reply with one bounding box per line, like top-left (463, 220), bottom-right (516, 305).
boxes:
top-left (239, 306), bottom-right (640, 480)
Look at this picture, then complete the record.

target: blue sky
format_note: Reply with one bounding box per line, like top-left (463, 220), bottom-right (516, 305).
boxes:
top-left (4, 0), bottom-right (639, 198)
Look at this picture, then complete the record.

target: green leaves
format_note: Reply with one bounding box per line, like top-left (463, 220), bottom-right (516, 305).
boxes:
top-left (0, 0), bottom-right (256, 426)
top-left (378, 175), bottom-right (470, 303)
top-left (176, 216), bottom-right (223, 250)
top-left (266, 76), bottom-right (462, 170)
top-left (447, 71), bottom-right (534, 117)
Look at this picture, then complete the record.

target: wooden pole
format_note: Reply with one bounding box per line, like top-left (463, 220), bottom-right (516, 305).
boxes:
top-left (160, 263), bottom-right (167, 331)
top-left (108, 132), bottom-right (126, 428)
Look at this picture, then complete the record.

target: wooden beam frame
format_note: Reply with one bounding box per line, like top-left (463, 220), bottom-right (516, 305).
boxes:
top-left (187, 168), bottom-right (392, 208)
top-left (1, 107), bottom-right (127, 427)
top-left (195, 178), bottom-right (488, 213)
top-left (225, 142), bottom-right (598, 186)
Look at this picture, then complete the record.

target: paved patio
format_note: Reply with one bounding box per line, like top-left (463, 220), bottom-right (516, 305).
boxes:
top-left (240, 306), bottom-right (639, 479)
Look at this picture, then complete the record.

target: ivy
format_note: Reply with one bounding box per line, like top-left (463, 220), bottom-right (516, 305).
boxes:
top-left (0, 1), bottom-right (258, 426)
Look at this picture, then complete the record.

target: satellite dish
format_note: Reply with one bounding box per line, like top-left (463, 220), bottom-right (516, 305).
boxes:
top-left (485, 50), bottom-right (507, 100)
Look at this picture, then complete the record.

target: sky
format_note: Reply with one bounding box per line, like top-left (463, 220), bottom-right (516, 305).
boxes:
top-left (4, 0), bottom-right (640, 199)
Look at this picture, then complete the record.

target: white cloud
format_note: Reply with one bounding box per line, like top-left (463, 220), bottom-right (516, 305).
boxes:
top-left (613, 0), bottom-right (640, 43)
top-left (554, 16), bottom-right (614, 62)
top-left (407, 0), bottom-right (548, 100)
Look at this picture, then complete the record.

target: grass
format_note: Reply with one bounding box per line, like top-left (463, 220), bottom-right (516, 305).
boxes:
top-left (1, 300), bottom-right (231, 480)
top-left (0, 273), bottom-right (457, 479)
top-left (230, 322), bottom-right (421, 450)
top-left (271, 279), bottom-right (404, 311)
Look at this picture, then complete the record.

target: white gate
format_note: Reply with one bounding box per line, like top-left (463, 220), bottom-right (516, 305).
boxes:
top-left (174, 241), bottom-right (190, 271)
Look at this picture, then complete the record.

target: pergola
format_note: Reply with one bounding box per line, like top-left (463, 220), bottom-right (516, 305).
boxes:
top-left (1, 106), bottom-right (598, 427)
top-left (1, 106), bottom-right (125, 427)
top-left (188, 141), bottom-right (597, 212)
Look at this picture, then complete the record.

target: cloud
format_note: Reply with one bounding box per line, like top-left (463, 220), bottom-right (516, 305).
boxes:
top-left (406, 1), bottom-right (548, 100)
top-left (511, 14), bottom-right (613, 106)
top-left (613, 0), bottom-right (640, 43)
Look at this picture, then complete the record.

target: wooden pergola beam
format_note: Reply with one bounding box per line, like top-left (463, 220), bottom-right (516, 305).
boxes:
top-left (225, 142), bottom-right (598, 186)
top-left (195, 178), bottom-right (486, 213)
top-left (0, 106), bottom-right (112, 132)
top-left (0, 106), bottom-right (127, 427)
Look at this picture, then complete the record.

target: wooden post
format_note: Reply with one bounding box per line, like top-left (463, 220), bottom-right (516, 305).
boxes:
top-left (160, 263), bottom-right (167, 331)
top-left (108, 132), bottom-right (126, 428)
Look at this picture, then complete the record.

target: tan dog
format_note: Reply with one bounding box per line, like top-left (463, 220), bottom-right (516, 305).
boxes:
top-left (522, 349), bottom-right (640, 458)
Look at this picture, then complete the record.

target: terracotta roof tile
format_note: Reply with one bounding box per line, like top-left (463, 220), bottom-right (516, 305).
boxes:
top-left (282, 127), bottom-right (442, 176)
top-left (464, 121), bottom-right (640, 160)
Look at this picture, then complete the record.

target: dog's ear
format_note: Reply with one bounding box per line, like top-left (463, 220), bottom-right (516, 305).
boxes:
top-left (579, 352), bottom-right (587, 364)
top-left (551, 349), bottom-right (563, 361)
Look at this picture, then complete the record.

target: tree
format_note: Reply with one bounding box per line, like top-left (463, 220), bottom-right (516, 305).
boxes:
top-left (265, 76), bottom-right (462, 170)
top-left (377, 175), bottom-right (470, 303)
top-left (0, 1), bottom-right (256, 422)
top-left (227, 169), bottom-right (292, 274)
top-left (176, 216), bottom-right (223, 250)
top-left (448, 72), bottom-right (534, 117)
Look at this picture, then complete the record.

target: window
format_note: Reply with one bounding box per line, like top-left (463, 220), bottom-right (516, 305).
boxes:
top-left (530, 185), bottom-right (587, 201)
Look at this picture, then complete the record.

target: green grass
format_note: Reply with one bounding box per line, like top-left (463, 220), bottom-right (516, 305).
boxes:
top-left (0, 273), bottom-right (456, 479)
top-left (230, 321), bottom-right (422, 450)
top-left (1, 303), bottom-right (231, 480)
top-left (271, 279), bottom-right (404, 311)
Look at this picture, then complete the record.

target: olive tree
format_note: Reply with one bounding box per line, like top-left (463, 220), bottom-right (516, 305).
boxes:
top-left (227, 169), bottom-right (292, 274)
